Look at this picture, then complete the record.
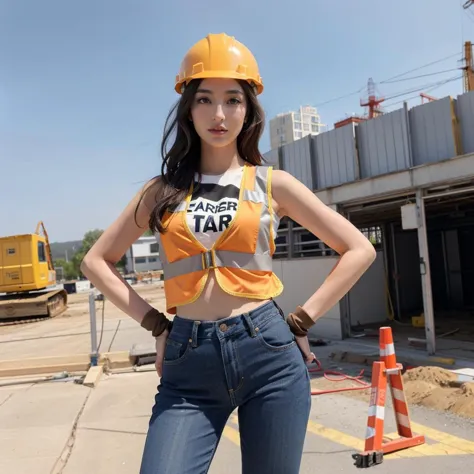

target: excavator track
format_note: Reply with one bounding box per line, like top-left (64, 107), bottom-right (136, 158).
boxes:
top-left (0, 315), bottom-right (50, 328)
top-left (0, 289), bottom-right (68, 326)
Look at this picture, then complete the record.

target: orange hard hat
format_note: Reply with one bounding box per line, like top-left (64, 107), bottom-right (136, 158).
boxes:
top-left (175, 33), bottom-right (264, 95)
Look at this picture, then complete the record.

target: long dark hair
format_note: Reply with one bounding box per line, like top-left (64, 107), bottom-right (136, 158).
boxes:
top-left (139, 79), bottom-right (266, 234)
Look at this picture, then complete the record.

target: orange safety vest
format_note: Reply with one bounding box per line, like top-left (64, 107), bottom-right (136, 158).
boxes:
top-left (158, 163), bottom-right (284, 313)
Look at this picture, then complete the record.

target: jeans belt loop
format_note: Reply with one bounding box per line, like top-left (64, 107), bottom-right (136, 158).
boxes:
top-left (191, 321), bottom-right (200, 348)
top-left (243, 313), bottom-right (257, 338)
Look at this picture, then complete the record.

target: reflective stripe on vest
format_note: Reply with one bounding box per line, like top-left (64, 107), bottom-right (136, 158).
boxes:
top-left (162, 249), bottom-right (273, 280)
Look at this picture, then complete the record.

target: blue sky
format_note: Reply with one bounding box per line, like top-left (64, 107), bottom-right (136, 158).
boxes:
top-left (1, 0), bottom-right (472, 242)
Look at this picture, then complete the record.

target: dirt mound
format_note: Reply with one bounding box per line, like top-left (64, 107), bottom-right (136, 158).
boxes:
top-left (449, 382), bottom-right (474, 418)
top-left (461, 382), bottom-right (474, 396)
top-left (402, 367), bottom-right (474, 419)
top-left (403, 366), bottom-right (458, 387)
top-left (404, 380), bottom-right (439, 404)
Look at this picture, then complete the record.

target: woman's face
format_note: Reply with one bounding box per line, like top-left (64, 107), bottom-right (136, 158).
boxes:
top-left (190, 78), bottom-right (247, 149)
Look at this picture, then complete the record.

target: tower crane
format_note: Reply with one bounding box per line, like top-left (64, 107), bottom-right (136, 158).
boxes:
top-left (360, 78), bottom-right (385, 119)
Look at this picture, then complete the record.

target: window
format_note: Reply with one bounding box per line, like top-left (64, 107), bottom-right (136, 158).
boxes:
top-left (294, 122), bottom-right (302, 130)
top-left (38, 242), bottom-right (46, 262)
top-left (311, 116), bottom-right (319, 123)
top-left (148, 257), bottom-right (157, 262)
top-left (295, 131), bottom-right (302, 139)
top-left (303, 114), bottom-right (312, 124)
top-left (303, 123), bottom-right (309, 131)
top-left (294, 113), bottom-right (301, 122)
top-left (150, 243), bottom-right (159, 253)
top-left (311, 124), bottom-right (319, 132)
top-left (135, 257), bottom-right (146, 264)
top-left (359, 226), bottom-right (383, 249)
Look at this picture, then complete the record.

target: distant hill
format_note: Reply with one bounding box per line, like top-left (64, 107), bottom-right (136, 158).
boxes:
top-left (50, 240), bottom-right (82, 261)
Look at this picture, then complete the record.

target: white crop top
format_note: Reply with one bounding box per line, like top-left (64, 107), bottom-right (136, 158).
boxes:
top-left (185, 166), bottom-right (280, 249)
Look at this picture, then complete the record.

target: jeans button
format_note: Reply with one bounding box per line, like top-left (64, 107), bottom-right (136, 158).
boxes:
top-left (219, 323), bottom-right (228, 332)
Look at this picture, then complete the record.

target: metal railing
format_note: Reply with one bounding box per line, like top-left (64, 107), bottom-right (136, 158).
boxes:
top-left (273, 219), bottom-right (382, 259)
top-left (273, 218), bottom-right (337, 259)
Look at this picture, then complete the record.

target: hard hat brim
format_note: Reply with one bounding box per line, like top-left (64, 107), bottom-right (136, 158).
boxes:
top-left (175, 71), bottom-right (263, 95)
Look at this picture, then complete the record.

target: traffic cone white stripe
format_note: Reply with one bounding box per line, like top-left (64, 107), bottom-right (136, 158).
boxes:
top-left (365, 427), bottom-right (376, 439)
top-left (396, 413), bottom-right (411, 429)
top-left (391, 387), bottom-right (406, 402)
top-left (380, 343), bottom-right (395, 357)
top-left (368, 405), bottom-right (385, 420)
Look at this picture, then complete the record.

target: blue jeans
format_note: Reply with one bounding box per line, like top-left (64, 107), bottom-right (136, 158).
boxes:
top-left (139, 300), bottom-right (311, 474)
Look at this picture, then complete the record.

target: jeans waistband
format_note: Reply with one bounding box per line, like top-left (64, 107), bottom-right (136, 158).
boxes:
top-left (170, 300), bottom-right (284, 345)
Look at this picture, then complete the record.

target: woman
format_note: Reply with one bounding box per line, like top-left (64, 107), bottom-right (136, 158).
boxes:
top-left (81, 33), bottom-right (376, 474)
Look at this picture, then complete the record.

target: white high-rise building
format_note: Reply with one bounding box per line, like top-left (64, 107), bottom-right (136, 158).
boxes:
top-left (269, 105), bottom-right (324, 149)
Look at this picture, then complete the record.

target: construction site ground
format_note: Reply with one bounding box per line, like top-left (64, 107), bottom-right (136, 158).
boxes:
top-left (1, 283), bottom-right (474, 473)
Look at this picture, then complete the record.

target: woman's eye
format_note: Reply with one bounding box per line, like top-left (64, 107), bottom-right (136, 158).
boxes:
top-left (197, 97), bottom-right (210, 104)
top-left (228, 98), bottom-right (242, 105)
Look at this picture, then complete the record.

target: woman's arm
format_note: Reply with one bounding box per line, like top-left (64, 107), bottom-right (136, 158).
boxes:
top-left (80, 179), bottom-right (160, 325)
top-left (271, 170), bottom-right (376, 324)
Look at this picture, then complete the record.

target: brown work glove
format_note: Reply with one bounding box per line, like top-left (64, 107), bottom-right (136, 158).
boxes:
top-left (140, 307), bottom-right (172, 337)
top-left (286, 306), bottom-right (315, 337)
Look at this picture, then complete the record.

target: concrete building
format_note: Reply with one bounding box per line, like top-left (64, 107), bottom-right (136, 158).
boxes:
top-left (125, 236), bottom-right (162, 273)
top-left (269, 105), bottom-right (324, 149)
top-left (265, 91), bottom-right (474, 356)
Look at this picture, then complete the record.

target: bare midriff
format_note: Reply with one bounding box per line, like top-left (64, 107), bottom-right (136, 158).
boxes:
top-left (175, 271), bottom-right (271, 321)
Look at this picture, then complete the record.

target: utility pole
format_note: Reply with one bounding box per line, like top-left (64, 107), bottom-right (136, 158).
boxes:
top-left (462, 1), bottom-right (474, 92)
top-left (462, 41), bottom-right (474, 93)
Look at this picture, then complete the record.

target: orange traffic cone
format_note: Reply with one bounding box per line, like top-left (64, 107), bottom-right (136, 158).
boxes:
top-left (352, 327), bottom-right (425, 468)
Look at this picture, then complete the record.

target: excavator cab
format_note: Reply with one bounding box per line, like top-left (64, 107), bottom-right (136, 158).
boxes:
top-left (0, 222), bottom-right (68, 320)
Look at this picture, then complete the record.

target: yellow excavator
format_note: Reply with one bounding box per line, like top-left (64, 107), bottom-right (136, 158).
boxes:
top-left (0, 221), bottom-right (68, 323)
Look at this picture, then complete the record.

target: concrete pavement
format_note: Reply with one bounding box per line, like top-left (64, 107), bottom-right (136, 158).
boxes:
top-left (0, 379), bottom-right (91, 474)
top-left (1, 285), bottom-right (474, 473)
top-left (0, 287), bottom-right (163, 362)
top-left (1, 366), bottom-right (473, 474)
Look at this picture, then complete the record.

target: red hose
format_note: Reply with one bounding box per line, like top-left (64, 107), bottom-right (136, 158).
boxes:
top-left (307, 358), bottom-right (371, 396)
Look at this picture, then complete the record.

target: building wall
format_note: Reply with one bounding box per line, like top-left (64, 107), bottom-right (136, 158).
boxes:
top-left (263, 91), bottom-right (474, 352)
top-left (269, 113), bottom-right (296, 149)
top-left (125, 236), bottom-right (162, 273)
top-left (262, 148), bottom-right (279, 168)
top-left (275, 250), bottom-right (406, 337)
top-left (347, 251), bottom-right (387, 326)
top-left (410, 97), bottom-right (458, 166)
top-left (266, 91), bottom-right (473, 192)
top-left (313, 123), bottom-right (359, 188)
top-left (273, 257), bottom-right (343, 340)
top-left (456, 90), bottom-right (474, 155)
top-left (132, 257), bottom-right (162, 273)
top-left (280, 135), bottom-right (314, 190)
top-left (357, 106), bottom-right (412, 178)
top-left (269, 106), bottom-right (324, 150)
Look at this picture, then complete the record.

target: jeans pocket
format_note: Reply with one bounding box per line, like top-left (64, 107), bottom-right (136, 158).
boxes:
top-left (257, 316), bottom-right (296, 352)
top-left (163, 338), bottom-right (191, 365)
